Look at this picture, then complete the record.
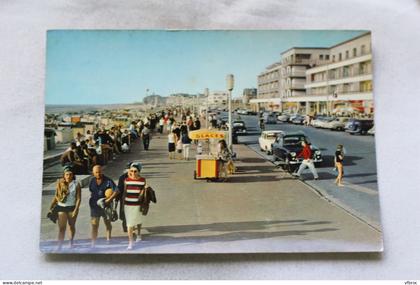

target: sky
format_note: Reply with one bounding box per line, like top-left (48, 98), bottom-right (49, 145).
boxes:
top-left (45, 30), bottom-right (366, 105)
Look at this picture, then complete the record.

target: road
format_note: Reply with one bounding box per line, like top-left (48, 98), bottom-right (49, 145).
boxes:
top-left (229, 112), bottom-right (381, 229)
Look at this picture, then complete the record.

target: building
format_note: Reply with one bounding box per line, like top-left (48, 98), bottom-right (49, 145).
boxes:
top-left (208, 91), bottom-right (228, 107)
top-left (280, 47), bottom-right (330, 113)
top-left (242, 88), bottom-right (257, 104)
top-left (251, 32), bottom-right (373, 116)
top-left (304, 32), bottom-right (373, 115)
top-left (254, 62), bottom-right (282, 111)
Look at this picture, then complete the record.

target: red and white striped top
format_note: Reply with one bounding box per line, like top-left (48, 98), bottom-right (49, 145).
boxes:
top-left (124, 177), bottom-right (146, 206)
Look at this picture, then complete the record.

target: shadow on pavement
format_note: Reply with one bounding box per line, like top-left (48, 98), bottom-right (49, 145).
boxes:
top-left (40, 219), bottom-right (338, 253)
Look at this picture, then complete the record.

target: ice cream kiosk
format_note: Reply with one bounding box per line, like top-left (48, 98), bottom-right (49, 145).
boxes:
top-left (189, 129), bottom-right (227, 181)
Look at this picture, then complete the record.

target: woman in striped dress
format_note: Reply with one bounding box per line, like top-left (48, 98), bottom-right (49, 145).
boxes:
top-left (124, 162), bottom-right (146, 250)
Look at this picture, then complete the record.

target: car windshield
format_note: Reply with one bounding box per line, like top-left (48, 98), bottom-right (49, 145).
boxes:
top-left (283, 136), bottom-right (305, 146)
top-left (266, 133), bottom-right (279, 139)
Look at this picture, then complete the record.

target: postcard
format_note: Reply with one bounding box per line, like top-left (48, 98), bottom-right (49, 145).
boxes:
top-left (40, 30), bottom-right (382, 253)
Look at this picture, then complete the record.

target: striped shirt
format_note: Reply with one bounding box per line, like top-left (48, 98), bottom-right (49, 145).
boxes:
top-left (124, 177), bottom-right (146, 206)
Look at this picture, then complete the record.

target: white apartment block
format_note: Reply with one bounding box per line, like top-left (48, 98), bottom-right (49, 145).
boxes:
top-left (255, 62), bottom-right (282, 110)
top-left (303, 32), bottom-right (373, 115)
top-left (281, 47), bottom-right (331, 98)
top-left (208, 91), bottom-right (228, 107)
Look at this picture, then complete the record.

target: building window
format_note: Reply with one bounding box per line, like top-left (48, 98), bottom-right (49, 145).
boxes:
top-left (353, 48), bottom-right (357, 57)
top-left (345, 51), bottom-right (349, 59)
top-left (339, 53), bottom-right (342, 61)
top-left (326, 55), bottom-right (330, 60)
top-left (332, 55), bottom-right (335, 62)
top-left (361, 45), bottom-right (366, 55)
top-left (319, 54), bottom-right (324, 60)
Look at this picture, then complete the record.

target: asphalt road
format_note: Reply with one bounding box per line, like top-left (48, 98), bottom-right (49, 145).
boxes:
top-left (228, 112), bottom-right (381, 229)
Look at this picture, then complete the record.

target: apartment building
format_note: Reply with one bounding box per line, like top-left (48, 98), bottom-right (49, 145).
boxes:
top-left (280, 47), bottom-right (330, 113)
top-left (304, 32), bottom-right (373, 115)
top-left (255, 62), bottom-right (282, 110)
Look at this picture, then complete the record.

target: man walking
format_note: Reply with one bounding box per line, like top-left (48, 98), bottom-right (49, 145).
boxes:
top-left (141, 124), bottom-right (151, 150)
top-left (88, 165), bottom-right (119, 248)
top-left (292, 140), bottom-right (319, 180)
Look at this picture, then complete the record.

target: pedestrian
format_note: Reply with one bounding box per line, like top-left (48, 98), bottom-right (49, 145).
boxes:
top-left (176, 138), bottom-right (183, 159)
top-left (141, 124), bottom-right (151, 150)
top-left (48, 165), bottom-right (81, 250)
top-left (88, 165), bottom-right (119, 248)
top-left (168, 130), bottom-right (176, 159)
top-left (335, 144), bottom-right (345, 186)
top-left (159, 117), bottom-right (164, 134)
top-left (217, 139), bottom-right (231, 181)
top-left (122, 162), bottom-right (146, 250)
top-left (60, 142), bottom-right (87, 174)
top-left (181, 129), bottom-right (191, 160)
top-left (292, 140), bottom-right (319, 180)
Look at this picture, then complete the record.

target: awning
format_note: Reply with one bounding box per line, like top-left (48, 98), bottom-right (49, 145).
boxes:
top-left (189, 129), bottom-right (226, 140)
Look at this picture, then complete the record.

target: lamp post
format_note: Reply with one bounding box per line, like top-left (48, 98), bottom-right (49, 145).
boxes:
top-left (226, 74), bottom-right (234, 151)
top-left (204, 88), bottom-right (209, 129)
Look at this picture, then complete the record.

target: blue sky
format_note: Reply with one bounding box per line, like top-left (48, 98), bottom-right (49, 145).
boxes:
top-left (45, 30), bottom-right (366, 105)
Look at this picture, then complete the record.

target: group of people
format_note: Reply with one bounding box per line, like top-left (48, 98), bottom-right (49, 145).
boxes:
top-left (291, 140), bottom-right (346, 187)
top-left (48, 162), bottom-right (156, 251)
top-left (166, 115), bottom-right (201, 161)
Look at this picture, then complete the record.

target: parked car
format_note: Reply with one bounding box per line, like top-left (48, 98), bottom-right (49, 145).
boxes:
top-left (324, 117), bottom-right (350, 131)
top-left (277, 113), bottom-right (290, 122)
top-left (345, 119), bottom-right (374, 135)
top-left (258, 130), bottom-right (285, 154)
top-left (312, 116), bottom-right (331, 128)
top-left (317, 117), bottom-right (336, 129)
top-left (232, 120), bottom-right (247, 135)
top-left (291, 115), bottom-right (305, 125)
top-left (263, 113), bottom-right (277, 124)
top-left (271, 132), bottom-right (323, 172)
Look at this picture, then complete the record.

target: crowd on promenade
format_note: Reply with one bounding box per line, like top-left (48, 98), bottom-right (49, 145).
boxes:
top-left (50, 108), bottom-right (211, 251)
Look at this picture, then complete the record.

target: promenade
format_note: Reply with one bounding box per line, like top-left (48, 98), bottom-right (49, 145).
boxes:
top-left (40, 131), bottom-right (382, 253)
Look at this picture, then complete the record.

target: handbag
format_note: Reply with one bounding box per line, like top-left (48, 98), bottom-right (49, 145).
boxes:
top-left (47, 205), bottom-right (58, 223)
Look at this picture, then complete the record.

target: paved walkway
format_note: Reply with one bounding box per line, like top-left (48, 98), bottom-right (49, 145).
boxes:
top-left (40, 131), bottom-right (383, 253)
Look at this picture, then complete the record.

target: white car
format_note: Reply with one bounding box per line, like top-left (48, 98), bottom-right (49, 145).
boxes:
top-left (258, 130), bottom-right (285, 154)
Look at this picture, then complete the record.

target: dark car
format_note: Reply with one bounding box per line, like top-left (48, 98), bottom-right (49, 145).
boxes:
top-left (232, 120), bottom-right (247, 135)
top-left (345, 119), bottom-right (374, 135)
top-left (271, 132), bottom-right (323, 172)
top-left (291, 115), bottom-right (305, 125)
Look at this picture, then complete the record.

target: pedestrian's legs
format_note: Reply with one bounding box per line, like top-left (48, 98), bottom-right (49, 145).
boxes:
top-left (57, 212), bottom-right (68, 250)
top-left (336, 162), bottom-right (344, 186)
top-left (296, 161), bottom-right (308, 176)
top-left (185, 144), bottom-right (190, 160)
top-left (67, 213), bottom-right (77, 248)
top-left (127, 226), bottom-right (134, 249)
top-left (104, 219), bottom-right (112, 242)
top-left (90, 217), bottom-right (100, 247)
top-left (137, 224), bottom-right (142, 241)
top-left (307, 160), bottom-right (319, 179)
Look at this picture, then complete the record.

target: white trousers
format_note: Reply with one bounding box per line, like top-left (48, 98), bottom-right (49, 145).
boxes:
top-left (182, 144), bottom-right (190, 159)
top-left (296, 159), bottom-right (319, 179)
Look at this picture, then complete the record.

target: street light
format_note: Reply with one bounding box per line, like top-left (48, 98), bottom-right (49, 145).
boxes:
top-left (226, 74), bottom-right (234, 151)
